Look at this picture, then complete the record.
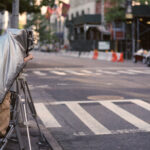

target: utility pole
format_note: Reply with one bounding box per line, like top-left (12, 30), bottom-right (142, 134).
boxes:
top-left (125, 0), bottom-right (135, 58)
top-left (12, 0), bottom-right (19, 28)
top-left (101, 0), bottom-right (104, 25)
top-left (101, 0), bottom-right (104, 40)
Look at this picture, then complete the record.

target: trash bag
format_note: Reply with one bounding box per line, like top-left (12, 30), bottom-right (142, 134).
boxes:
top-left (0, 28), bottom-right (33, 104)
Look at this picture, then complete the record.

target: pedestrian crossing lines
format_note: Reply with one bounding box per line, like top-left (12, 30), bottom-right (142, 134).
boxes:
top-left (50, 71), bottom-right (66, 76)
top-left (33, 71), bottom-right (47, 76)
top-left (34, 99), bottom-right (150, 135)
top-left (31, 68), bottom-right (150, 77)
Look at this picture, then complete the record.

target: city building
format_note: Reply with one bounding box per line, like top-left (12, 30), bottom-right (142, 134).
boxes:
top-left (0, 11), bottom-right (27, 34)
top-left (0, 11), bottom-right (10, 34)
top-left (125, 0), bottom-right (150, 59)
top-left (65, 0), bottom-right (112, 51)
top-left (49, 0), bottom-right (70, 49)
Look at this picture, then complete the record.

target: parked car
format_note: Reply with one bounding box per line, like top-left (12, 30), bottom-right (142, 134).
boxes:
top-left (133, 49), bottom-right (148, 64)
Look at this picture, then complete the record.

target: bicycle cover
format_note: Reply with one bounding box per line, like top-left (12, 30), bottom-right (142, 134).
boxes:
top-left (0, 29), bottom-right (28, 103)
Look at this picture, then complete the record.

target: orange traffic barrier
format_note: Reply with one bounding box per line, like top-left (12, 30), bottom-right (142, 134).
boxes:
top-left (93, 49), bottom-right (99, 60)
top-left (118, 52), bottom-right (124, 62)
top-left (112, 52), bottom-right (117, 62)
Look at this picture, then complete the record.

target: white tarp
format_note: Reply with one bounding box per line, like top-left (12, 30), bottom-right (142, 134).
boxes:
top-left (0, 29), bottom-right (28, 103)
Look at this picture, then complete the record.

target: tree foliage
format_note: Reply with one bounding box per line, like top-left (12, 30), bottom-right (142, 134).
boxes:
top-left (105, 7), bottom-right (125, 23)
top-left (0, 0), bottom-right (56, 13)
top-left (105, 0), bottom-right (150, 23)
top-left (26, 13), bottom-right (58, 44)
top-left (0, 0), bottom-right (40, 13)
top-left (0, 0), bottom-right (58, 44)
top-left (40, 0), bottom-right (55, 7)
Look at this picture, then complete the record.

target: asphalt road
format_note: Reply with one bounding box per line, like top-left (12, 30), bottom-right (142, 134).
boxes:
top-left (23, 51), bottom-right (150, 150)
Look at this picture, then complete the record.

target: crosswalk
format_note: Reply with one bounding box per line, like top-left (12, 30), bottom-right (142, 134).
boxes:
top-left (34, 99), bottom-right (150, 136)
top-left (25, 68), bottom-right (150, 77)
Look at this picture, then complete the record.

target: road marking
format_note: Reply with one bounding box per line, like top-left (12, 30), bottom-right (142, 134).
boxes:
top-left (127, 69), bottom-right (143, 74)
top-left (95, 73), bottom-right (102, 75)
top-left (26, 68), bottom-right (150, 76)
top-left (97, 70), bottom-right (119, 75)
top-left (117, 70), bottom-right (136, 75)
top-left (36, 99), bottom-right (150, 135)
top-left (132, 100), bottom-right (150, 111)
top-left (81, 70), bottom-right (92, 74)
top-left (22, 73), bottom-right (28, 77)
top-left (33, 71), bottom-right (47, 76)
top-left (66, 103), bottom-right (111, 135)
top-left (128, 69), bottom-right (150, 74)
top-left (36, 85), bottom-right (49, 88)
top-left (100, 101), bottom-right (150, 131)
top-left (29, 84), bottom-right (49, 90)
top-left (48, 99), bottom-right (138, 105)
top-left (34, 103), bottom-right (61, 128)
top-left (50, 71), bottom-right (66, 76)
top-left (25, 67), bottom-right (148, 71)
top-left (106, 83), bottom-right (113, 86)
top-left (66, 70), bottom-right (87, 76)
top-left (142, 70), bottom-right (150, 74)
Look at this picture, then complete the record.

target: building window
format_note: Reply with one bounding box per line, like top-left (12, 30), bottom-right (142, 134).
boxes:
top-left (87, 8), bottom-right (90, 14)
top-left (81, 10), bottom-right (85, 15)
top-left (71, 13), bottom-right (74, 19)
top-left (76, 11), bottom-right (79, 17)
top-left (114, 22), bottom-right (123, 29)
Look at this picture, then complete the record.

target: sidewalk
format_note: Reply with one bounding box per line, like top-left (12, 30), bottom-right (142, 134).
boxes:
top-left (5, 116), bottom-right (62, 150)
top-left (30, 50), bottom-right (147, 69)
top-left (5, 123), bottom-right (40, 150)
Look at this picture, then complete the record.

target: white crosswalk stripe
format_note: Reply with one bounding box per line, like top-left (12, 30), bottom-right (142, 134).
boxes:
top-left (35, 99), bottom-right (150, 135)
top-left (66, 102), bottom-right (111, 135)
top-left (97, 70), bottom-right (119, 75)
top-left (31, 68), bottom-right (150, 77)
top-left (127, 69), bottom-right (144, 74)
top-left (132, 100), bottom-right (150, 111)
top-left (81, 70), bottom-right (93, 74)
top-left (34, 103), bottom-right (61, 128)
top-left (33, 71), bottom-right (47, 76)
top-left (100, 101), bottom-right (150, 131)
top-left (65, 70), bottom-right (87, 76)
top-left (117, 70), bottom-right (136, 75)
top-left (50, 71), bottom-right (66, 76)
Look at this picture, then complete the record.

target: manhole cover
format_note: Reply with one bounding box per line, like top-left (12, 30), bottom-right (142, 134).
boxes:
top-left (87, 95), bottom-right (124, 100)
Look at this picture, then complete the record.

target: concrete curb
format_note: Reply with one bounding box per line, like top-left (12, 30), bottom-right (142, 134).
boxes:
top-left (28, 120), bottom-right (63, 150)
top-left (40, 125), bottom-right (63, 150)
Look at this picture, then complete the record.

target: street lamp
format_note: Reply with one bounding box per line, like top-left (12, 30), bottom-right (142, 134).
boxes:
top-left (125, 0), bottom-right (135, 59)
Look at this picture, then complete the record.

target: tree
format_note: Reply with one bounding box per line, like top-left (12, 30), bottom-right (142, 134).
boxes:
top-left (25, 0), bottom-right (61, 46)
top-left (0, 0), bottom-right (59, 45)
top-left (25, 13), bottom-right (58, 46)
top-left (0, 0), bottom-right (40, 13)
top-left (0, 0), bottom-right (56, 14)
top-left (105, 0), bottom-right (150, 23)
top-left (40, 0), bottom-right (55, 8)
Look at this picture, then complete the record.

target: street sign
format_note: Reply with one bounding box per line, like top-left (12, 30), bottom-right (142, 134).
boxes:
top-left (98, 41), bottom-right (110, 50)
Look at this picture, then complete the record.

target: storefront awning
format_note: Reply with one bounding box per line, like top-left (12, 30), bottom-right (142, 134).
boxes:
top-left (96, 25), bottom-right (110, 35)
top-left (74, 14), bottom-right (101, 25)
top-left (133, 5), bottom-right (150, 17)
top-left (66, 14), bottom-right (101, 26)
